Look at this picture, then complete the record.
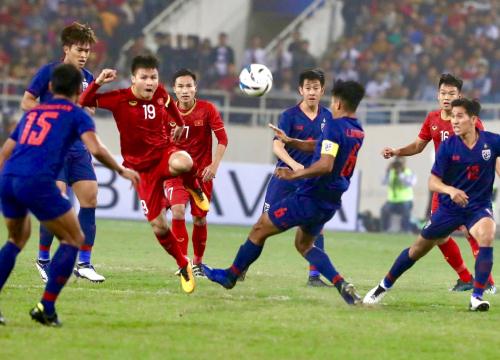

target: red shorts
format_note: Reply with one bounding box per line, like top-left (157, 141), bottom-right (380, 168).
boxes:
top-left (164, 177), bottom-right (213, 217)
top-left (136, 148), bottom-right (178, 221)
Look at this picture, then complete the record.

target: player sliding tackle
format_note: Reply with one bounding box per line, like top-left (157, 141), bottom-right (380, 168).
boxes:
top-left (80, 55), bottom-right (210, 294)
top-left (202, 80), bottom-right (366, 305)
top-left (364, 98), bottom-right (498, 312)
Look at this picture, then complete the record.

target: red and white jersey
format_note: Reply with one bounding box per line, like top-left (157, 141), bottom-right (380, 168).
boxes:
top-left (80, 82), bottom-right (183, 171)
top-left (418, 109), bottom-right (484, 152)
top-left (171, 99), bottom-right (227, 174)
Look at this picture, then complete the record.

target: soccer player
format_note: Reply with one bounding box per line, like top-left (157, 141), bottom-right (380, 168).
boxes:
top-left (21, 22), bottom-right (105, 282)
top-left (202, 80), bottom-right (366, 305)
top-left (364, 98), bottom-right (498, 311)
top-left (80, 55), bottom-right (209, 293)
top-left (381, 73), bottom-right (495, 293)
top-left (262, 69), bottom-right (333, 287)
top-left (0, 64), bottom-right (139, 326)
top-left (164, 69), bottom-right (228, 277)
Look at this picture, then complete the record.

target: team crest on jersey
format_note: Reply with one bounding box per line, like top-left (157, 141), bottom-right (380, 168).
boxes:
top-left (169, 121), bottom-right (177, 127)
top-left (129, 101), bottom-right (137, 106)
top-left (157, 98), bottom-right (164, 106)
top-left (431, 125), bottom-right (437, 131)
top-left (82, 81), bottom-right (89, 91)
top-left (194, 120), bottom-right (204, 126)
top-left (482, 149), bottom-right (491, 160)
top-left (321, 118), bottom-right (326, 131)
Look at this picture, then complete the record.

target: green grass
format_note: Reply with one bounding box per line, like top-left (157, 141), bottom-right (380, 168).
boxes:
top-left (0, 220), bottom-right (499, 359)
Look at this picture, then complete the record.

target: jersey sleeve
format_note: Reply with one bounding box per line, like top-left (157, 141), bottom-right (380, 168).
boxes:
top-left (9, 121), bottom-right (21, 141)
top-left (431, 140), bottom-right (449, 178)
top-left (75, 109), bottom-right (96, 136)
top-left (79, 81), bottom-right (120, 111)
top-left (320, 121), bottom-right (341, 157)
top-left (207, 103), bottom-right (228, 146)
top-left (26, 65), bottom-right (51, 98)
top-left (418, 114), bottom-right (432, 142)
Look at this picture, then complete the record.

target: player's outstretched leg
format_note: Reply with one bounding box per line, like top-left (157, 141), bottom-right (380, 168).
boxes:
top-left (465, 232), bottom-right (496, 294)
top-left (203, 238), bottom-right (263, 289)
top-left (438, 237), bottom-right (474, 291)
top-left (363, 247), bottom-right (416, 305)
top-left (307, 233), bottom-right (329, 287)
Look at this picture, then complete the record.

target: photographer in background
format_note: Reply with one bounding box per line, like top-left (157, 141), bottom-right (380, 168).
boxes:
top-left (380, 156), bottom-right (417, 233)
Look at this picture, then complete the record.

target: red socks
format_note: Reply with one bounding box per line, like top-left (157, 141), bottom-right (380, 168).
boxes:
top-left (438, 237), bottom-right (473, 282)
top-left (192, 223), bottom-right (207, 265)
top-left (155, 229), bottom-right (188, 268)
top-left (172, 219), bottom-right (189, 256)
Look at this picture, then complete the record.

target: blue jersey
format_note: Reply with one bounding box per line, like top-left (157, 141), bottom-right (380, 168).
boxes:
top-left (298, 117), bottom-right (364, 209)
top-left (275, 104), bottom-right (331, 169)
top-left (3, 98), bottom-right (95, 179)
top-left (432, 130), bottom-right (500, 211)
top-left (26, 62), bottom-right (94, 153)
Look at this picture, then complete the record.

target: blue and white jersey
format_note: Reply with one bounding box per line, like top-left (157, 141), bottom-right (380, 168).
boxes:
top-left (26, 61), bottom-right (94, 153)
top-left (275, 104), bottom-right (332, 169)
top-left (432, 130), bottom-right (500, 210)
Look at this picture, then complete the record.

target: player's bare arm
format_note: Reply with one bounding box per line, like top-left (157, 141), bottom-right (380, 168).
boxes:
top-left (272, 140), bottom-right (304, 171)
top-left (80, 131), bottom-right (140, 186)
top-left (382, 137), bottom-right (429, 159)
top-left (275, 153), bottom-right (334, 181)
top-left (268, 124), bottom-right (316, 152)
top-left (0, 138), bottom-right (17, 170)
top-left (428, 173), bottom-right (468, 207)
top-left (202, 143), bottom-right (227, 182)
top-left (20, 91), bottom-right (39, 111)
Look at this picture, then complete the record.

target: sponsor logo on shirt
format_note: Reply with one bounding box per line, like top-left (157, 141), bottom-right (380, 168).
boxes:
top-left (294, 125), bottom-right (304, 131)
top-left (129, 101), bottom-right (137, 106)
top-left (452, 155), bottom-right (460, 161)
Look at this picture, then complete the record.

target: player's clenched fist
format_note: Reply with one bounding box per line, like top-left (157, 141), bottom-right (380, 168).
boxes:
top-left (96, 69), bottom-right (117, 85)
top-left (268, 123), bottom-right (291, 144)
top-left (275, 167), bottom-right (295, 180)
top-left (381, 147), bottom-right (399, 159)
top-left (448, 187), bottom-right (469, 207)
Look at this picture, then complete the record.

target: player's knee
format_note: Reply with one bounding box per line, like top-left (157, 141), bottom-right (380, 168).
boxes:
top-left (475, 230), bottom-right (495, 247)
top-left (169, 151), bottom-right (193, 175)
top-left (294, 240), bottom-right (310, 256)
top-left (193, 217), bottom-right (206, 226)
top-left (67, 230), bottom-right (85, 247)
top-left (171, 206), bottom-right (186, 219)
top-left (150, 220), bottom-right (169, 237)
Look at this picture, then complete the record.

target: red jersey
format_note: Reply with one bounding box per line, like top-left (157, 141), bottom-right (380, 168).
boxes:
top-left (171, 99), bottom-right (227, 173)
top-left (418, 109), bottom-right (484, 152)
top-left (80, 82), bottom-right (183, 171)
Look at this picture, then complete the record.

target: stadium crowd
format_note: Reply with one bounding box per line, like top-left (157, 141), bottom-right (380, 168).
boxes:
top-left (1, 0), bottom-right (499, 102)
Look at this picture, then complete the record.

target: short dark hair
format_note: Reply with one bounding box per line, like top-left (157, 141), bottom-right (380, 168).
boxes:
top-left (131, 55), bottom-right (160, 74)
top-left (61, 22), bottom-right (97, 47)
top-left (172, 68), bottom-right (197, 85)
top-left (438, 73), bottom-right (463, 91)
top-left (51, 64), bottom-right (83, 97)
top-left (299, 69), bottom-right (325, 87)
top-left (331, 79), bottom-right (365, 112)
top-left (451, 98), bottom-right (481, 117)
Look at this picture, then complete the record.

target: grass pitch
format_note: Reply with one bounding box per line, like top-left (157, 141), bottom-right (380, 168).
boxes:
top-left (0, 219), bottom-right (499, 359)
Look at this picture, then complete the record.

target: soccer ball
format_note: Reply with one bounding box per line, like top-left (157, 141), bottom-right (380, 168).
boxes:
top-left (239, 64), bottom-right (273, 97)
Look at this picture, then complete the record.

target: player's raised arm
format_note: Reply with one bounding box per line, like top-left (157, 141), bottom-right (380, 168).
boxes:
top-left (21, 91), bottom-right (39, 111)
top-left (79, 69), bottom-right (117, 108)
top-left (268, 124), bottom-right (316, 152)
top-left (381, 137), bottom-right (429, 159)
top-left (80, 131), bottom-right (139, 186)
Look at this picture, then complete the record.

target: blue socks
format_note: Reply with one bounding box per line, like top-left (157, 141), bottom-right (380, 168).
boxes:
top-left (38, 224), bottom-right (54, 261)
top-left (78, 207), bottom-right (96, 264)
top-left (229, 239), bottom-right (263, 277)
top-left (41, 244), bottom-right (79, 315)
top-left (309, 234), bottom-right (324, 277)
top-left (473, 247), bottom-right (493, 298)
top-left (383, 248), bottom-right (416, 289)
top-left (0, 241), bottom-right (21, 291)
top-left (305, 246), bottom-right (344, 290)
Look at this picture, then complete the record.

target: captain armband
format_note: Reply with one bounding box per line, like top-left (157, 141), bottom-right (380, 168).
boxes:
top-left (321, 140), bottom-right (339, 156)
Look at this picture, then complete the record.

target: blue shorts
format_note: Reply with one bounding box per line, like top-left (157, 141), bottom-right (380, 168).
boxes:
top-left (263, 175), bottom-right (302, 213)
top-left (420, 205), bottom-right (493, 240)
top-left (57, 150), bottom-right (96, 185)
top-left (267, 192), bottom-right (338, 236)
top-left (0, 175), bottom-right (72, 221)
